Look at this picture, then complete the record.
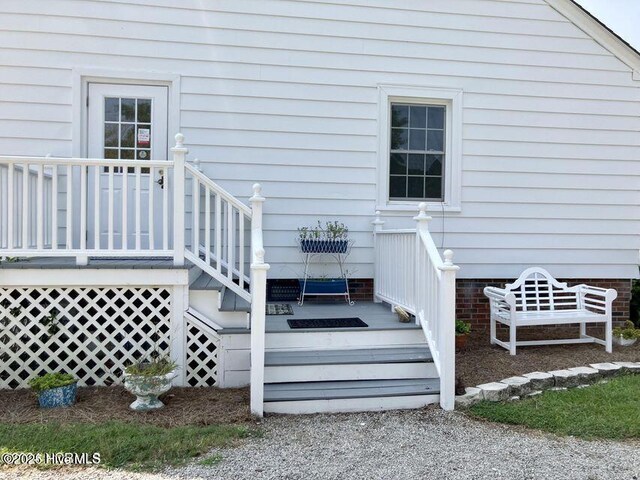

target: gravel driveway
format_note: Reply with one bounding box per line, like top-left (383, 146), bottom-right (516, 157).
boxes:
top-left (3, 408), bottom-right (639, 480)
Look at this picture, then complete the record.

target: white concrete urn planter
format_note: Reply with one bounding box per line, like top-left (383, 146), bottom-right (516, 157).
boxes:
top-left (124, 368), bottom-right (178, 411)
top-left (613, 336), bottom-right (637, 347)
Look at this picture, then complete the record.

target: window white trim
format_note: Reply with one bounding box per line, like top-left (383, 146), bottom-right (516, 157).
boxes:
top-left (377, 84), bottom-right (462, 213)
top-left (72, 68), bottom-right (181, 159)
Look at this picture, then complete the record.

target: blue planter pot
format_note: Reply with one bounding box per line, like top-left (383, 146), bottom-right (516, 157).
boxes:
top-left (37, 383), bottom-right (77, 408)
top-left (300, 278), bottom-right (348, 294)
top-left (300, 239), bottom-right (348, 254)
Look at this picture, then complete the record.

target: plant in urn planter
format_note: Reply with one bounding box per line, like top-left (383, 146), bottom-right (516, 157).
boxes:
top-left (123, 312), bottom-right (179, 411)
top-left (124, 357), bottom-right (178, 411)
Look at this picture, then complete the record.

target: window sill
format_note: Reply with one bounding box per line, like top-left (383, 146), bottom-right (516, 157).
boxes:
top-left (376, 203), bottom-right (462, 214)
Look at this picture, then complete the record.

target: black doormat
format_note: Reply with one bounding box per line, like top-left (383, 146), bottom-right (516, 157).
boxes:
top-left (266, 303), bottom-right (294, 315)
top-left (287, 317), bottom-right (368, 329)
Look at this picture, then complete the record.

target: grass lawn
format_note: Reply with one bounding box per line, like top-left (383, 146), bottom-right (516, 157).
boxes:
top-left (0, 421), bottom-right (253, 470)
top-left (469, 375), bottom-right (640, 440)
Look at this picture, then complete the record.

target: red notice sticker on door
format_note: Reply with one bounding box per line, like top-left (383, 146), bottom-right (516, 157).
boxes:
top-left (137, 128), bottom-right (150, 147)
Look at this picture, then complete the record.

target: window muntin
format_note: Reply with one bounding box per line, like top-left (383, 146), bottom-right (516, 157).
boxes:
top-left (389, 103), bottom-right (445, 201)
top-left (103, 97), bottom-right (152, 173)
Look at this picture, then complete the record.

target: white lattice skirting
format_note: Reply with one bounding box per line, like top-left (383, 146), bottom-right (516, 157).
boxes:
top-left (0, 286), bottom-right (218, 389)
top-left (186, 317), bottom-right (219, 387)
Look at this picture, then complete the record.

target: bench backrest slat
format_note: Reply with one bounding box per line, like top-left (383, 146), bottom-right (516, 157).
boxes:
top-left (505, 267), bottom-right (577, 312)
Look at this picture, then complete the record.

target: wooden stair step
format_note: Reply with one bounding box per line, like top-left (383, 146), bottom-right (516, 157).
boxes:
top-left (265, 347), bottom-right (432, 366)
top-left (220, 288), bottom-right (251, 312)
top-left (264, 378), bottom-right (439, 402)
top-left (190, 273), bottom-right (224, 291)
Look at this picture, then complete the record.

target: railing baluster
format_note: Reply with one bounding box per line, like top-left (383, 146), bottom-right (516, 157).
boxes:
top-left (148, 166), bottom-right (154, 250)
top-left (238, 211), bottom-right (244, 289)
top-left (122, 168), bottom-right (128, 250)
top-left (22, 162), bottom-right (29, 248)
top-left (66, 164), bottom-right (72, 249)
top-left (162, 166), bottom-right (169, 251)
top-left (94, 166), bottom-right (100, 250)
top-left (108, 165), bottom-right (114, 251)
top-left (192, 176), bottom-right (200, 255)
top-left (215, 193), bottom-right (222, 273)
top-left (7, 163), bottom-right (14, 249)
top-left (36, 164), bottom-right (44, 250)
top-left (205, 186), bottom-right (211, 264)
top-left (80, 165), bottom-right (87, 253)
top-left (227, 201), bottom-right (233, 280)
top-left (51, 166), bottom-right (58, 250)
top-left (135, 166), bottom-right (141, 251)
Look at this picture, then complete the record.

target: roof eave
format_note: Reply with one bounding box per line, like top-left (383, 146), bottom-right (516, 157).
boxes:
top-left (546, 0), bottom-right (640, 76)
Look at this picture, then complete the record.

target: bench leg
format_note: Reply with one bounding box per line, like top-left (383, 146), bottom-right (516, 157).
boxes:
top-left (490, 314), bottom-right (496, 345)
top-left (509, 321), bottom-right (516, 355)
top-left (579, 322), bottom-right (586, 338)
top-left (606, 317), bottom-right (612, 353)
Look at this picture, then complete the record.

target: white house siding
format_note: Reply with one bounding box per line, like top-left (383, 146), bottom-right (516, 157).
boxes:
top-left (0, 0), bottom-right (638, 279)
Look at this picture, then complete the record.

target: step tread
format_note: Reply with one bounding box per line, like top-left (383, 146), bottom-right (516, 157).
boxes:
top-left (220, 288), bottom-right (251, 312)
top-left (264, 378), bottom-right (439, 402)
top-left (265, 347), bottom-right (432, 366)
top-left (190, 273), bottom-right (224, 291)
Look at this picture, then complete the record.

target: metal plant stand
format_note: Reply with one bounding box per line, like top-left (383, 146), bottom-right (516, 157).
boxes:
top-left (297, 239), bottom-right (354, 306)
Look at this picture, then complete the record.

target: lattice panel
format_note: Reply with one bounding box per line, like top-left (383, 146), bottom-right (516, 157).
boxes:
top-left (0, 287), bottom-right (171, 389)
top-left (186, 319), bottom-right (219, 387)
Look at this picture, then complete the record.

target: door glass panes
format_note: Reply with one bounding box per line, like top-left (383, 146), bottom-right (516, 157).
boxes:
top-left (389, 103), bottom-right (445, 201)
top-left (103, 97), bottom-right (152, 172)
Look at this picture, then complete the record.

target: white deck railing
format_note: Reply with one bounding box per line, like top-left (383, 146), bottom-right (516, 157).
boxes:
top-left (373, 204), bottom-right (459, 410)
top-left (0, 156), bottom-right (174, 263)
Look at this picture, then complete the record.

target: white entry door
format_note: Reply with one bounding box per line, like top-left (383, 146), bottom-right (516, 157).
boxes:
top-left (87, 83), bottom-right (169, 251)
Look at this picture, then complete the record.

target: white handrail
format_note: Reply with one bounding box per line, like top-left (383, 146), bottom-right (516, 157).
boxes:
top-left (181, 154), bottom-right (253, 302)
top-left (373, 204), bottom-right (459, 411)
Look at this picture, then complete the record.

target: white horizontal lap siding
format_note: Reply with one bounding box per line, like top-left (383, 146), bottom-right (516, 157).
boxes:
top-left (0, 0), bottom-right (638, 279)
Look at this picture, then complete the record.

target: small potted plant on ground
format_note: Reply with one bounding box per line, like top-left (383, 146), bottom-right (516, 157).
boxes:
top-left (29, 372), bottom-right (78, 408)
top-left (612, 320), bottom-right (640, 347)
top-left (455, 320), bottom-right (471, 350)
top-left (27, 308), bottom-right (78, 408)
top-left (123, 356), bottom-right (178, 411)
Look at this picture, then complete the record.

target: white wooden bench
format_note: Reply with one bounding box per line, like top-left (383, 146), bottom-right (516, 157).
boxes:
top-left (483, 267), bottom-right (617, 355)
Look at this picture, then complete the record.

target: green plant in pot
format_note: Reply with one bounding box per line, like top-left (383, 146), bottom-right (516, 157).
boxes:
top-left (297, 220), bottom-right (349, 254)
top-left (612, 320), bottom-right (640, 347)
top-left (123, 356), bottom-right (178, 411)
top-left (25, 308), bottom-right (78, 408)
top-left (29, 372), bottom-right (77, 409)
top-left (455, 320), bottom-right (471, 351)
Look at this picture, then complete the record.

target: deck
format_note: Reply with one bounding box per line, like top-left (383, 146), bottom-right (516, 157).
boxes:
top-left (0, 257), bottom-right (183, 269)
top-left (265, 301), bottom-right (420, 333)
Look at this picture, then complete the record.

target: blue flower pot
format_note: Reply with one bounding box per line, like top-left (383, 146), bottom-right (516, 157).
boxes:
top-left (300, 278), bottom-right (348, 294)
top-left (300, 239), bottom-right (348, 254)
top-left (37, 383), bottom-right (77, 408)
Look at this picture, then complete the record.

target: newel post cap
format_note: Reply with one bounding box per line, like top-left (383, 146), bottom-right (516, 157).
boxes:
top-left (250, 183), bottom-right (265, 202)
top-left (372, 210), bottom-right (385, 228)
top-left (413, 202), bottom-right (432, 223)
top-left (439, 249), bottom-right (460, 272)
top-left (171, 133), bottom-right (189, 153)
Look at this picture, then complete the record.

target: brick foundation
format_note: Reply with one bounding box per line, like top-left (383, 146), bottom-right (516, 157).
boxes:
top-left (272, 277), bottom-right (632, 332)
top-left (456, 278), bottom-right (632, 335)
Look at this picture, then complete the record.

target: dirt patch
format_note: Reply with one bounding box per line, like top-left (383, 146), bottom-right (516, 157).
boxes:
top-left (0, 386), bottom-right (252, 427)
top-left (457, 330), bottom-right (640, 388)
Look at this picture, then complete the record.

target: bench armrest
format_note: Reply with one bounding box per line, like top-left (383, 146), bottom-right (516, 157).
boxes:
top-left (576, 284), bottom-right (617, 315)
top-left (483, 286), bottom-right (516, 308)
